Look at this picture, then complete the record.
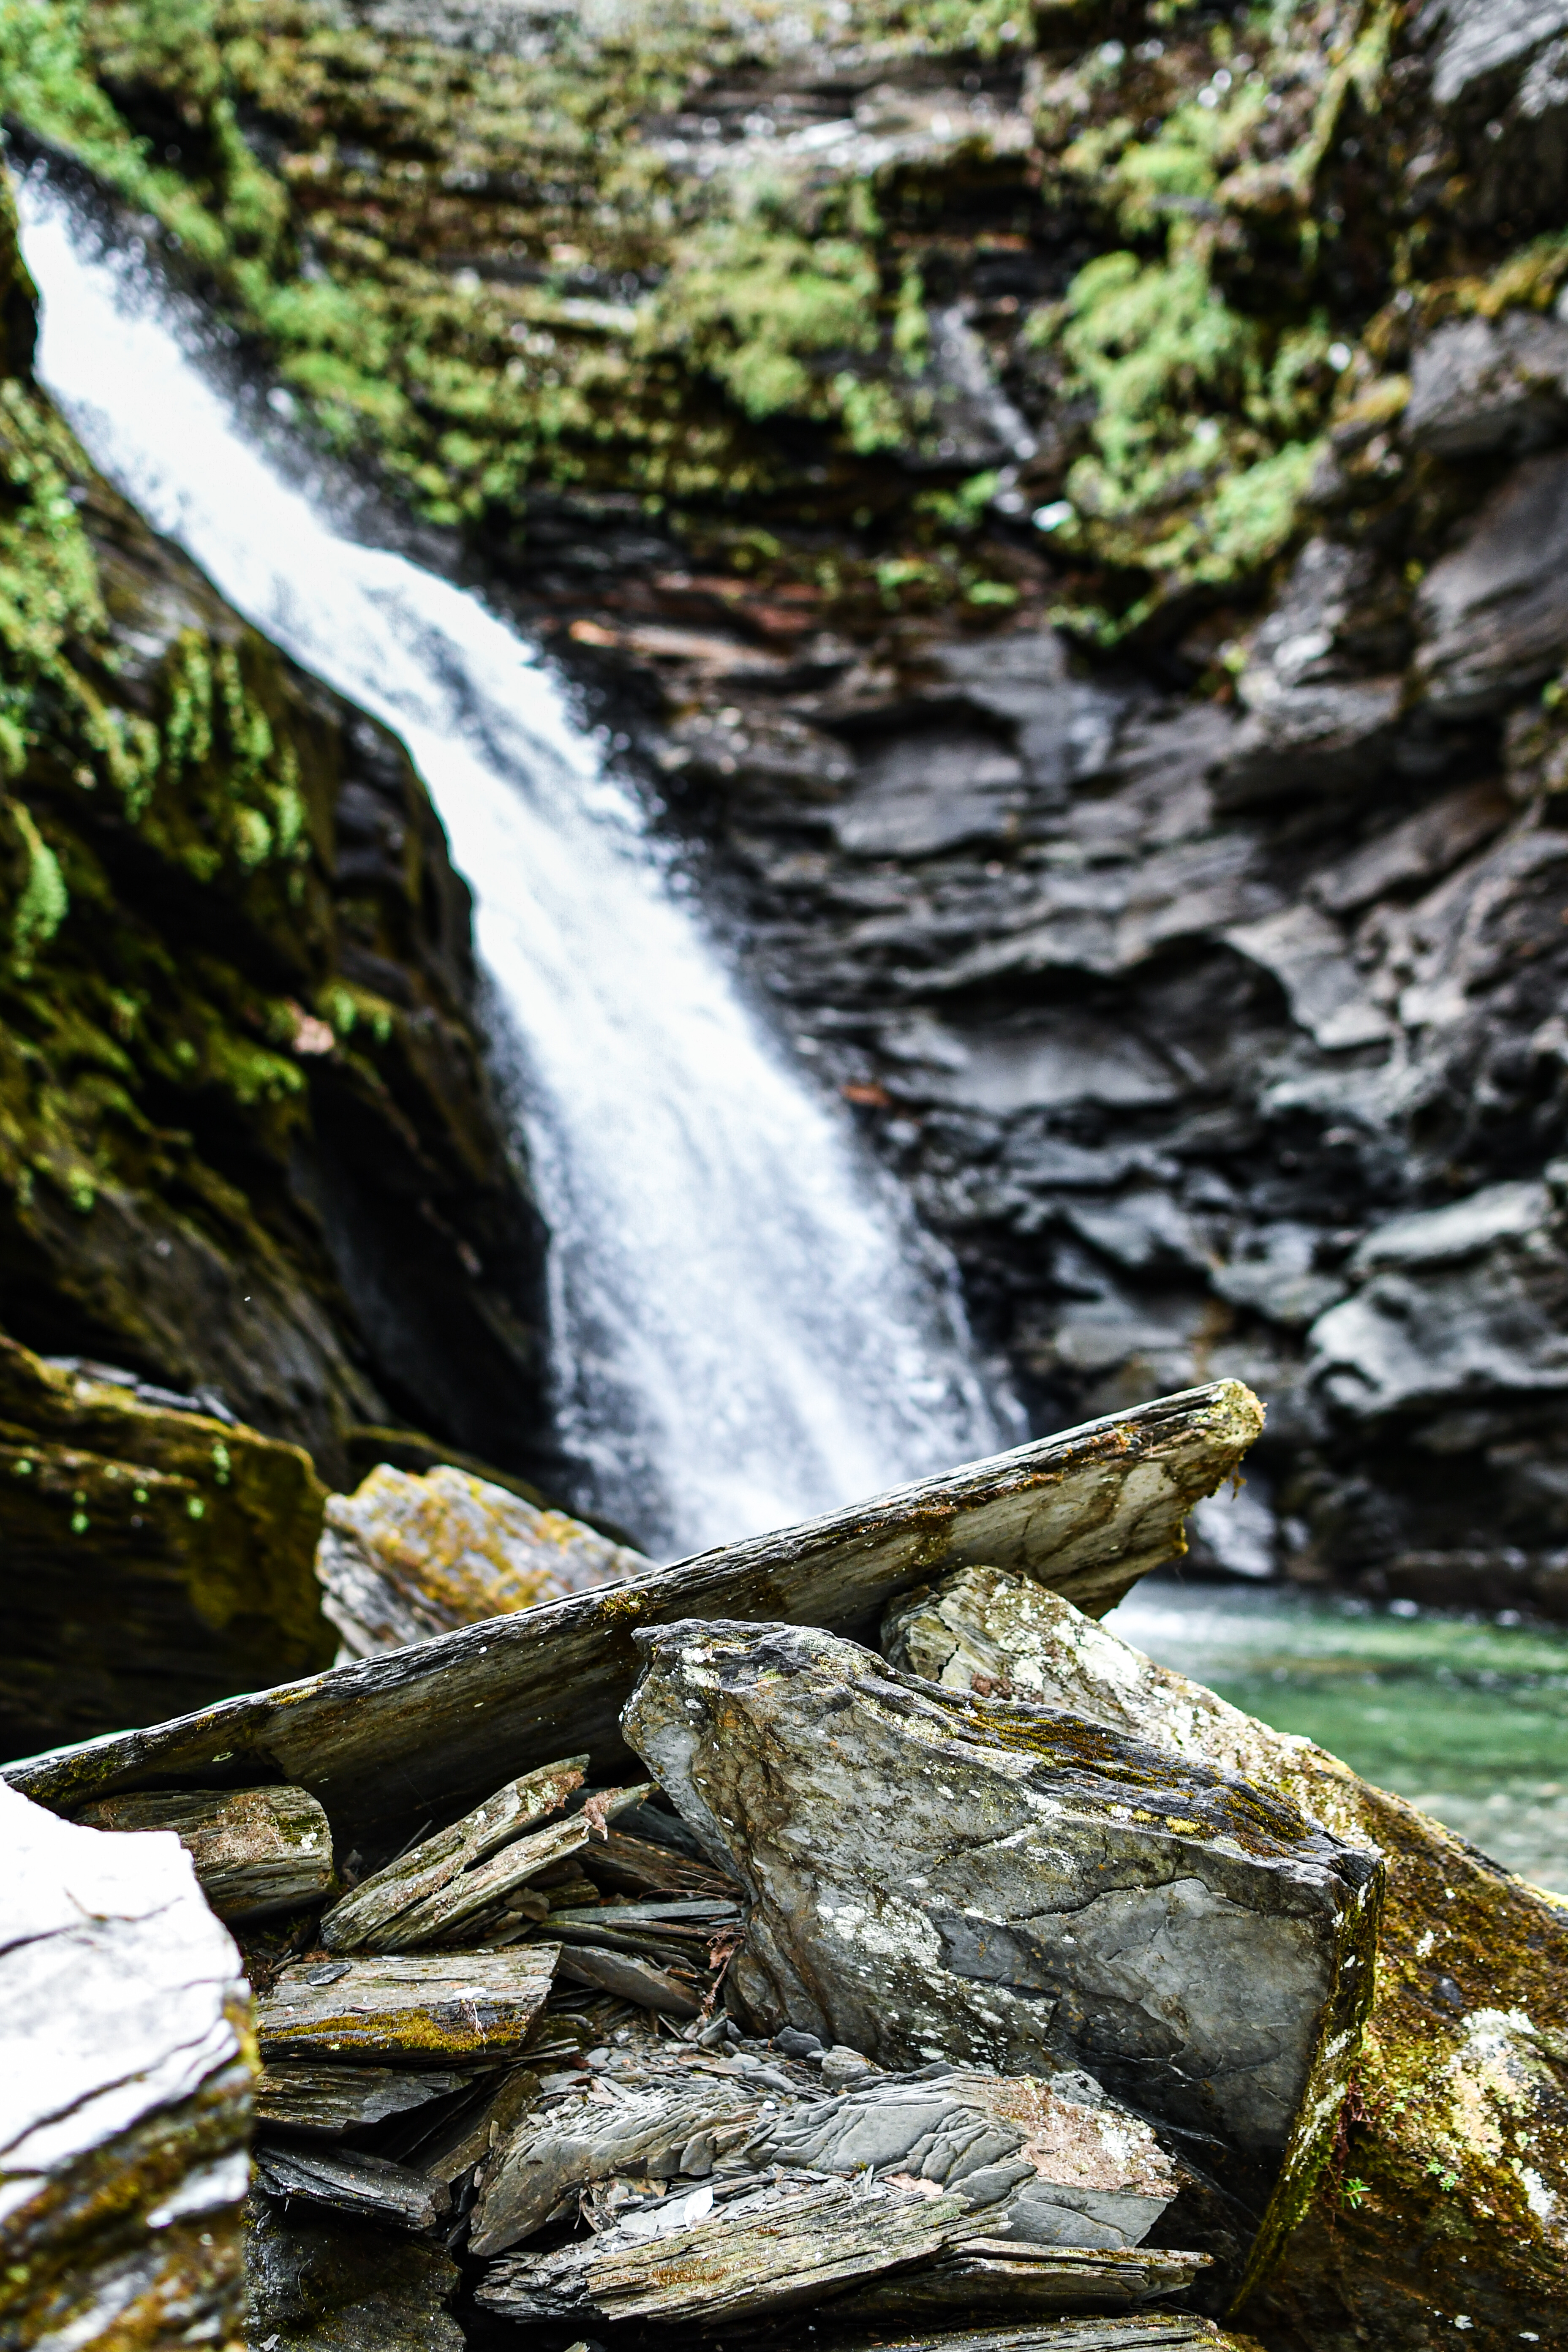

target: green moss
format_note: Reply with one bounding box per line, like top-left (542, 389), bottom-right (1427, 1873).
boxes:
top-left (8, 800), bottom-right (67, 972)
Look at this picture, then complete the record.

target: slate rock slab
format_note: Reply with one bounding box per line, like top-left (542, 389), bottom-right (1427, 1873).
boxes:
top-left (477, 2174), bottom-right (1001, 2327)
top-left (3, 1383), bottom-right (1263, 1846)
top-left (255, 1949), bottom-right (557, 2065)
top-left (623, 1621), bottom-right (1381, 2212)
top-left (889, 1564), bottom-right (1568, 2339)
top-left (76, 1782), bottom-right (333, 1919)
top-left (254, 2063), bottom-right (474, 2136)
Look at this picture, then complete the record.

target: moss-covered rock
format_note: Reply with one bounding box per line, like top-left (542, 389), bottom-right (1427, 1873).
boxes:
top-left (0, 157), bottom-right (550, 1487)
top-left (0, 1330), bottom-right (333, 1753)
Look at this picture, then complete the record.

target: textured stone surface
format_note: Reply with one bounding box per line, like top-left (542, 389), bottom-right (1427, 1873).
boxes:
top-left (476, 2170), bottom-right (1207, 2329)
top-left (0, 1781), bottom-right (253, 2352)
top-left (315, 1461), bottom-right (644, 1656)
top-left (883, 1563), bottom-right (1568, 2342)
top-left (254, 1949), bottom-right (558, 2064)
top-left (254, 2063), bottom-right (471, 2136)
top-left (623, 1620), bottom-right (1380, 2205)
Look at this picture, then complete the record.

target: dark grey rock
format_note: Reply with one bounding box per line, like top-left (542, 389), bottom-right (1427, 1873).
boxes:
top-left (244, 2194), bottom-right (463, 2352)
top-left (1214, 543), bottom-right (1410, 804)
top-left (1307, 1176), bottom-right (1568, 1418)
top-left (833, 728), bottom-right (1027, 857)
top-left (1406, 310), bottom-right (1568, 458)
top-left (1414, 449), bottom-right (1568, 714)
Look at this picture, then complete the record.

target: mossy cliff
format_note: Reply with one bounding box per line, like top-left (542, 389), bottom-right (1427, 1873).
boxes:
top-left (0, 162), bottom-right (550, 1493)
top-left (10, 0), bottom-right (1568, 1601)
top-left (0, 0), bottom-right (1555, 631)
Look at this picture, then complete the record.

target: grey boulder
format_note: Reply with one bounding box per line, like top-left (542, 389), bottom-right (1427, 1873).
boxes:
top-left (621, 1620), bottom-right (1380, 2197)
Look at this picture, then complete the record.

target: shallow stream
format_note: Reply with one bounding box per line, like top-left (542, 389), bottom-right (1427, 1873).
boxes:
top-left (1112, 1580), bottom-right (1568, 1894)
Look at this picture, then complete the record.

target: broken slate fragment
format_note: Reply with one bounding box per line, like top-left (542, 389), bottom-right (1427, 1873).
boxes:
top-left (554, 1943), bottom-right (705, 2017)
top-left (256, 1949), bottom-right (558, 2065)
top-left (751, 2069), bottom-right (1180, 2249)
top-left (76, 1782), bottom-right (333, 1919)
top-left (366, 1791), bottom-right (651, 1952)
top-left (319, 1754), bottom-right (588, 1951)
top-left (468, 2076), bottom-right (760, 2252)
top-left (821, 2320), bottom-right (1240, 2352)
top-left (253, 2139), bottom-right (451, 2234)
top-left (832, 2242), bottom-right (1211, 2326)
top-left (623, 1621), bottom-right (1381, 2206)
top-left (476, 2174), bottom-right (1002, 2326)
top-left (254, 2063), bottom-right (473, 2135)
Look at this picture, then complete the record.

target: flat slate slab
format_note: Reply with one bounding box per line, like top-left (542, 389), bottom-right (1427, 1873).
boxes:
top-left (255, 1950), bottom-right (557, 2065)
top-left (1, 1383), bottom-right (1262, 1842)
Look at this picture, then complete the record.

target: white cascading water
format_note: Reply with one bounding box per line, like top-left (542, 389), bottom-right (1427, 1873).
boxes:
top-left (16, 175), bottom-right (1013, 1554)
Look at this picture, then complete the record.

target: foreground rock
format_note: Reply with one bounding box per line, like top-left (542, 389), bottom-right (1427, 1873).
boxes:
top-left (4, 1381), bottom-right (1262, 1840)
top-left (886, 1564), bottom-right (1568, 2344)
top-left (13, 1387), bottom-right (1562, 2347)
top-left (0, 1782), bottom-right (253, 2351)
top-left (476, 2172), bottom-right (1207, 2330)
top-left (76, 1784), bottom-right (333, 1920)
top-left (0, 1335), bottom-right (332, 1758)
top-left (623, 1617), bottom-right (1380, 2303)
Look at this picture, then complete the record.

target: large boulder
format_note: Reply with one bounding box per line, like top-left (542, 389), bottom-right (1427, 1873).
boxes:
top-left (622, 1618), bottom-right (1380, 2241)
top-left (881, 1561), bottom-right (1568, 2346)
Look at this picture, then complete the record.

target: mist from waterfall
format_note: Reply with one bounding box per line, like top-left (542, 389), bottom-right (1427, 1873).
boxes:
top-left (16, 174), bottom-right (1015, 1554)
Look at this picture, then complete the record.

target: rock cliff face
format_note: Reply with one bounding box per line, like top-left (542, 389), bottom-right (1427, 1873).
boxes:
top-left (0, 170), bottom-right (548, 1492)
top-left (11, 0), bottom-right (1568, 1598)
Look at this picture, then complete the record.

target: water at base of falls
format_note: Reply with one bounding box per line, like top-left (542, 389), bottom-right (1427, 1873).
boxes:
top-left (17, 174), bottom-right (1016, 1557)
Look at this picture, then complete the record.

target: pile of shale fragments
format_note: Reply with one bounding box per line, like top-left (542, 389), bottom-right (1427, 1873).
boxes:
top-left (3, 1383), bottom-right (1567, 2352)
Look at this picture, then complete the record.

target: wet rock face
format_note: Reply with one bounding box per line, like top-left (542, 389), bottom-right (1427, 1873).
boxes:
top-left (623, 1620), bottom-right (1380, 2189)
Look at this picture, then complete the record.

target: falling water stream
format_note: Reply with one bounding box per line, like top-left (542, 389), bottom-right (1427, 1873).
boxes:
top-left (17, 175), bottom-right (1011, 1554)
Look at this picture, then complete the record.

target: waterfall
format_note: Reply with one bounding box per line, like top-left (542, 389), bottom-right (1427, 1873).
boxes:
top-left (15, 174), bottom-right (1013, 1554)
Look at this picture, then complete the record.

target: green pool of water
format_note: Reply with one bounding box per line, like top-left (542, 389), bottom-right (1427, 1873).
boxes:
top-left (1105, 1581), bottom-right (1568, 1895)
